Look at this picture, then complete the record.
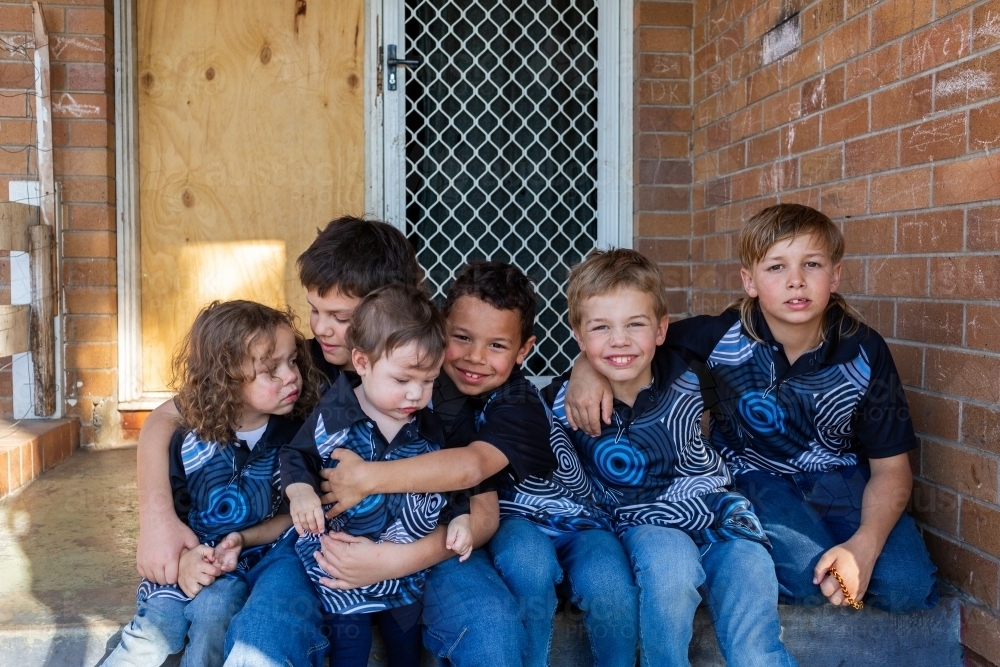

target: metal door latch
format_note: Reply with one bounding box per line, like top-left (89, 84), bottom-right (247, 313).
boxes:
top-left (385, 44), bottom-right (422, 91)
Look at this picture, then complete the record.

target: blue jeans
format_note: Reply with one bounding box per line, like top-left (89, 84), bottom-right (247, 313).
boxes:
top-left (326, 602), bottom-right (423, 667)
top-left (421, 548), bottom-right (525, 667)
top-left (489, 517), bottom-right (638, 667)
top-left (734, 467), bottom-right (939, 613)
top-left (106, 575), bottom-right (248, 667)
top-left (621, 525), bottom-right (797, 667)
top-left (223, 531), bottom-right (329, 667)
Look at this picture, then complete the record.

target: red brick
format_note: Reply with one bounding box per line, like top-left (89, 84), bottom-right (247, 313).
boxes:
top-left (821, 98), bottom-right (869, 144)
top-left (897, 300), bottom-right (964, 346)
top-left (963, 606), bottom-right (1000, 666)
top-left (635, 134), bottom-right (690, 160)
top-left (923, 439), bottom-right (999, 504)
top-left (637, 80), bottom-right (691, 106)
top-left (901, 113), bottom-right (968, 166)
top-left (962, 500), bottom-right (1000, 559)
top-left (730, 105), bottom-right (763, 141)
top-left (637, 185), bottom-right (689, 211)
top-left (747, 130), bottom-right (781, 167)
top-left (758, 160), bottom-right (798, 195)
top-left (872, 0), bottom-right (933, 46)
top-left (936, 154), bottom-right (1000, 205)
top-left (637, 54), bottom-right (691, 80)
top-left (907, 388), bottom-right (961, 439)
top-left (938, 0), bottom-right (980, 13)
top-left (931, 255), bottom-right (1000, 300)
top-left (63, 231), bottom-right (115, 258)
top-left (49, 35), bottom-right (108, 63)
top-left (897, 210), bottom-right (964, 253)
top-left (962, 404), bottom-right (1000, 457)
top-left (66, 7), bottom-right (110, 35)
top-left (0, 5), bottom-right (32, 32)
top-left (61, 176), bottom-right (111, 204)
top-left (64, 286), bottom-right (116, 315)
top-left (0, 145), bottom-right (30, 174)
top-left (935, 51), bottom-right (1000, 111)
top-left (868, 257), bottom-right (927, 296)
top-left (53, 147), bottom-right (113, 178)
top-left (637, 238), bottom-right (690, 262)
top-left (966, 647), bottom-right (995, 667)
top-left (871, 77), bottom-right (933, 131)
top-left (821, 14), bottom-right (870, 68)
top-left (64, 258), bottom-right (116, 286)
top-left (870, 168), bottom-right (932, 214)
top-left (67, 204), bottom-right (114, 231)
top-left (799, 146), bottom-right (842, 186)
top-left (846, 0), bottom-right (879, 17)
top-left (850, 297), bottom-right (894, 333)
top-left (820, 179), bottom-right (868, 218)
top-left (65, 342), bottom-right (116, 369)
top-left (638, 107), bottom-right (692, 133)
top-left (65, 314), bottom-right (116, 343)
top-left (801, 68), bottom-right (845, 115)
top-left (968, 206), bottom-right (1000, 250)
top-left (781, 115), bottom-right (820, 155)
top-left (924, 532), bottom-right (999, 607)
top-left (911, 478), bottom-right (959, 535)
top-left (901, 16), bottom-right (971, 77)
top-left (967, 305), bottom-right (1000, 352)
top-left (64, 63), bottom-right (110, 92)
top-left (762, 88), bottom-right (801, 132)
top-left (0, 92), bottom-right (29, 117)
top-left (926, 348), bottom-right (1000, 404)
top-left (970, 100), bottom-right (1000, 150)
top-left (746, 63), bottom-right (780, 104)
top-left (638, 27), bottom-right (691, 53)
top-left (846, 43), bottom-right (900, 97)
top-left (781, 41), bottom-right (822, 87)
top-left (844, 132), bottom-right (899, 177)
top-left (837, 258), bottom-right (865, 294)
top-left (888, 342), bottom-right (923, 387)
top-left (0, 61), bottom-right (36, 90)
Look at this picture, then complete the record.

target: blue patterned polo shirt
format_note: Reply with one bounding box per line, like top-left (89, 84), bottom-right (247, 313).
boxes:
top-left (551, 350), bottom-right (768, 547)
top-left (665, 306), bottom-right (917, 475)
top-left (280, 373), bottom-right (450, 614)
top-left (137, 415), bottom-right (299, 603)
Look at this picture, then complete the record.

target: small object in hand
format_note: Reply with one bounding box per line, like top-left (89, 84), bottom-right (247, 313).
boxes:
top-left (828, 567), bottom-right (864, 610)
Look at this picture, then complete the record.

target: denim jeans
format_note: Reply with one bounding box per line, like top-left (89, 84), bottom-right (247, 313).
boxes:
top-left (325, 602), bottom-right (423, 667)
top-left (621, 525), bottom-right (797, 667)
top-left (223, 531), bottom-right (329, 667)
top-left (421, 547), bottom-right (525, 667)
top-left (105, 575), bottom-right (248, 667)
top-left (489, 516), bottom-right (638, 667)
top-left (734, 466), bottom-right (939, 613)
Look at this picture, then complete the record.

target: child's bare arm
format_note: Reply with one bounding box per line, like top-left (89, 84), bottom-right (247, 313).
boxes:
top-left (137, 399), bottom-right (199, 585)
top-left (446, 514), bottom-right (473, 562)
top-left (319, 444), bottom-right (508, 518)
top-left (564, 354), bottom-right (614, 436)
top-left (214, 515), bottom-right (293, 572)
top-left (286, 483), bottom-right (326, 535)
top-left (813, 453), bottom-right (912, 605)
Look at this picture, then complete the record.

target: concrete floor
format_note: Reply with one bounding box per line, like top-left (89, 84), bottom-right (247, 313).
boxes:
top-left (0, 447), bottom-right (138, 667)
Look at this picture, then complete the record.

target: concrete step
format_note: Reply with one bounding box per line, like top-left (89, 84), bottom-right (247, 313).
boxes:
top-left (1, 447), bottom-right (964, 667)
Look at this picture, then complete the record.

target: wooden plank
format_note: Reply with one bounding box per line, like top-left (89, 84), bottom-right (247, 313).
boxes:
top-left (0, 203), bottom-right (36, 252)
top-left (32, 2), bottom-right (57, 230)
top-left (0, 306), bottom-right (30, 357)
top-left (137, 0), bottom-right (366, 392)
top-left (29, 224), bottom-right (56, 416)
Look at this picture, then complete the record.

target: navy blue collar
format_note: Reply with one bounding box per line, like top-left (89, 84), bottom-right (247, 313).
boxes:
top-left (749, 304), bottom-right (862, 368)
top-left (317, 373), bottom-right (444, 445)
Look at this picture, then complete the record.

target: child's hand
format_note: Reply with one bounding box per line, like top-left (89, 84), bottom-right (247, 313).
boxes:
top-left (214, 532), bottom-right (245, 573)
top-left (565, 355), bottom-right (614, 436)
top-left (286, 483), bottom-right (326, 535)
top-left (318, 449), bottom-right (371, 518)
top-left (813, 540), bottom-right (876, 606)
top-left (177, 544), bottom-right (222, 598)
top-left (446, 515), bottom-right (474, 562)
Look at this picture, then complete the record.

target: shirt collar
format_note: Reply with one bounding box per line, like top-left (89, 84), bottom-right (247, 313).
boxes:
top-left (749, 304), bottom-right (861, 367)
top-left (318, 372), bottom-right (444, 445)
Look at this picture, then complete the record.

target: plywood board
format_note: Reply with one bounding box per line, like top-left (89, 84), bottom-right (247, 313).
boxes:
top-left (0, 306), bottom-right (30, 358)
top-left (138, 0), bottom-right (365, 392)
top-left (0, 203), bottom-right (36, 252)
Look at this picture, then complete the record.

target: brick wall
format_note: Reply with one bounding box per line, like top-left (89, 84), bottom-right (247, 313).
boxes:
top-left (673, 0), bottom-right (1000, 662)
top-left (0, 0), bottom-right (116, 445)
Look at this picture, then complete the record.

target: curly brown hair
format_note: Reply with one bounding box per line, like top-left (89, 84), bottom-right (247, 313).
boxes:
top-left (171, 300), bottom-right (323, 444)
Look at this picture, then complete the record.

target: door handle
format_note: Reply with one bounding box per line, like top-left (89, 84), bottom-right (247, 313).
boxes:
top-left (385, 44), bottom-right (422, 91)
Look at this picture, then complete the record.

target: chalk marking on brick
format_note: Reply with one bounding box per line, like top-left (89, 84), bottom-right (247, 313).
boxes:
top-left (652, 57), bottom-right (681, 76)
top-left (974, 12), bottom-right (1000, 41)
top-left (51, 36), bottom-right (104, 58)
top-left (808, 75), bottom-right (827, 110)
top-left (935, 70), bottom-right (993, 97)
top-left (906, 121), bottom-right (960, 155)
top-left (786, 125), bottom-right (796, 152)
top-left (52, 93), bottom-right (100, 118)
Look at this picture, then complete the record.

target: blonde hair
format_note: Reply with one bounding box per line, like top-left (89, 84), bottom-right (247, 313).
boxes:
top-left (567, 248), bottom-right (668, 330)
top-left (171, 300), bottom-right (322, 444)
top-left (346, 284), bottom-right (447, 369)
top-left (732, 203), bottom-right (863, 342)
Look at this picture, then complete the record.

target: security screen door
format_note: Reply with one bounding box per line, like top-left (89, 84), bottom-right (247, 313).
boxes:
top-left (381, 0), bottom-right (630, 380)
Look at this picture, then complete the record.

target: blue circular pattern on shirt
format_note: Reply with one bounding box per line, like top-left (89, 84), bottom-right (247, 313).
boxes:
top-left (196, 486), bottom-right (250, 528)
top-left (593, 440), bottom-right (647, 486)
top-left (737, 392), bottom-right (786, 436)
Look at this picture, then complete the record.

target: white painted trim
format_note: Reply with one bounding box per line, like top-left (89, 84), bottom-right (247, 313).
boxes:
top-left (114, 0), bottom-right (143, 405)
top-left (365, 0), bottom-right (385, 219)
top-left (618, 0), bottom-right (634, 249)
top-left (596, 0), bottom-right (633, 249)
top-left (381, 0), bottom-right (406, 232)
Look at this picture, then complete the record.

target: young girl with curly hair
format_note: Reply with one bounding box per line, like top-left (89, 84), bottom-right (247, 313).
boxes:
top-left (106, 300), bottom-right (322, 667)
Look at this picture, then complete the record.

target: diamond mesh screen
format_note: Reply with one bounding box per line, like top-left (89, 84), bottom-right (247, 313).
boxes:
top-left (404, 0), bottom-right (599, 378)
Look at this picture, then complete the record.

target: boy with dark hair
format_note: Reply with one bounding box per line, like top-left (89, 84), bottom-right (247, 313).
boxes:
top-left (318, 261), bottom-right (574, 666)
top-left (135, 223), bottom-right (517, 667)
top-left (555, 248), bottom-right (796, 667)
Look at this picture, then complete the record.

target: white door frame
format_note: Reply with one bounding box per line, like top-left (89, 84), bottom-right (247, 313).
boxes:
top-left (373, 0), bottom-right (633, 248)
top-left (113, 0), bottom-right (631, 408)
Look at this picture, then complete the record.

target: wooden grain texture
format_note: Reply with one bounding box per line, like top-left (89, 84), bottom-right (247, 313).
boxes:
top-left (137, 0), bottom-right (365, 391)
top-left (0, 306), bottom-right (30, 358)
top-left (0, 204), bottom-right (36, 252)
top-left (29, 224), bottom-right (56, 415)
